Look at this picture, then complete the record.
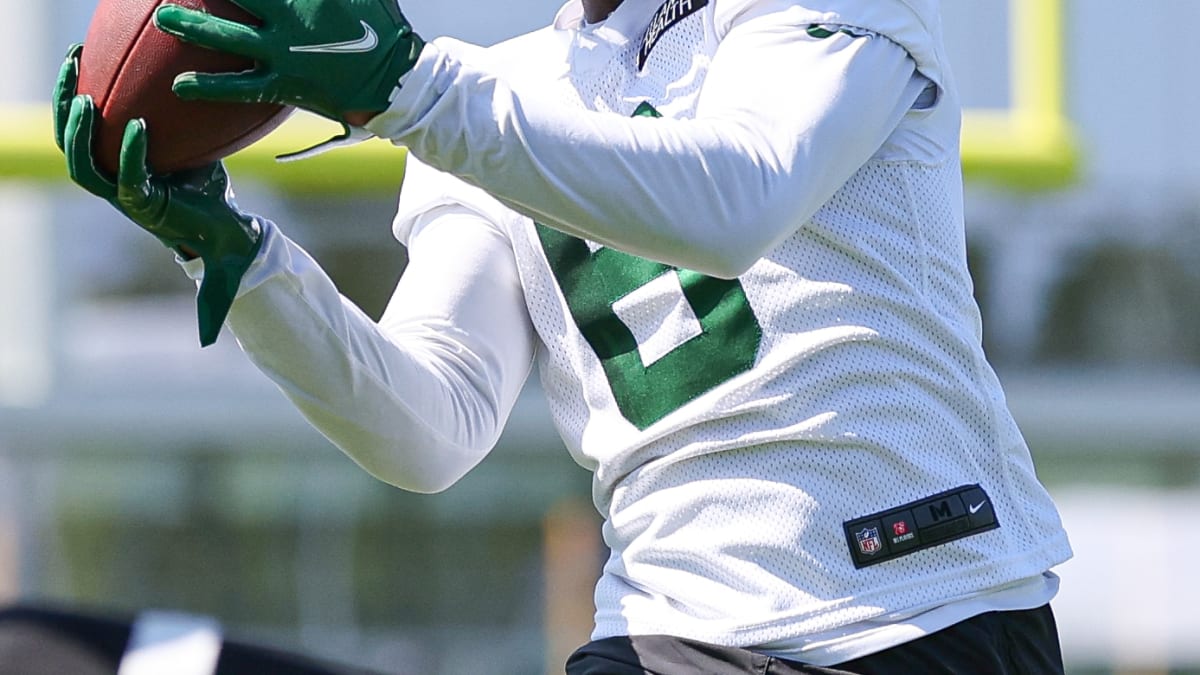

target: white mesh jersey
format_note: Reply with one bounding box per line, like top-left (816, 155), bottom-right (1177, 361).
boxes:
top-left (379, 0), bottom-right (1072, 650)
top-left (211, 0), bottom-right (1073, 663)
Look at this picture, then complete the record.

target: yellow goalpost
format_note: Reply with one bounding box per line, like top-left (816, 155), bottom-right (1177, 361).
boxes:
top-left (959, 0), bottom-right (1078, 189)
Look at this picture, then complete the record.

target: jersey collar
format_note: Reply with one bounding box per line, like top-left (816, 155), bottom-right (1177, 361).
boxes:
top-left (553, 0), bottom-right (662, 46)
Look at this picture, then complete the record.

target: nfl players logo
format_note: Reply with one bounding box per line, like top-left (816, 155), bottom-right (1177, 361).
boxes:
top-left (856, 527), bottom-right (883, 556)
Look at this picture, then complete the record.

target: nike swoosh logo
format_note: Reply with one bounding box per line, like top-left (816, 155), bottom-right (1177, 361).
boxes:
top-left (290, 21), bottom-right (379, 54)
top-left (969, 501), bottom-right (988, 514)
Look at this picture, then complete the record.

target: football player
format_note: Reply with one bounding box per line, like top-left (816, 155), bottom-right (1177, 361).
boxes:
top-left (56, 0), bottom-right (1073, 671)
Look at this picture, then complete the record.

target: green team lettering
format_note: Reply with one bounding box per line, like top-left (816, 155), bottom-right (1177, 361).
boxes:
top-left (536, 226), bottom-right (761, 430)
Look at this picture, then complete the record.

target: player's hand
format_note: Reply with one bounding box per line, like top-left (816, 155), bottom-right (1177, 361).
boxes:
top-left (154, 0), bottom-right (424, 125)
top-left (54, 45), bottom-right (262, 347)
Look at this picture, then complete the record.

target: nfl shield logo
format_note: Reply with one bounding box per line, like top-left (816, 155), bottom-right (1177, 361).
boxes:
top-left (856, 527), bottom-right (883, 555)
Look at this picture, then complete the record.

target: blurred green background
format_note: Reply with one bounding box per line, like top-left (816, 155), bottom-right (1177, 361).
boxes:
top-left (2, 0), bottom-right (1200, 674)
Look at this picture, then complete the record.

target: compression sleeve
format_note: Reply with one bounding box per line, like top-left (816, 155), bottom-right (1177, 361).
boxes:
top-left (366, 13), bottom-right (923, 278)
top-left (183, 211), bottom-right (537, 493)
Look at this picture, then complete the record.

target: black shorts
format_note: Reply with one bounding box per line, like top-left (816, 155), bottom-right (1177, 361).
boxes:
top-left (566, 604), bottom-right (1064, 675)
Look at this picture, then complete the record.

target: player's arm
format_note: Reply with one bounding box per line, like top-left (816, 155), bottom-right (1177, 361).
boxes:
top-left (198, 202), bottom-right (538, 493)
top-left (155, 0), bottom-right (929, 278)
top-left (55, 43), bottom-right (536, 493)
top-left (374, 20), bottom-right (924, 278)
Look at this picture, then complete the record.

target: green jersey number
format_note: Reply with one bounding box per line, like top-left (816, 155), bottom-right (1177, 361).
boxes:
top-left (536, 227), bottom-right (762, 430)
top-left (535, 103), bottom-right (762, 429)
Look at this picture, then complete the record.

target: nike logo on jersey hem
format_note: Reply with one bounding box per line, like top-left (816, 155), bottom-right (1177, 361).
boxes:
top-left (290, 21), bottom-right (379, 54)
top-left (969, 501), bottom-right (988, 514)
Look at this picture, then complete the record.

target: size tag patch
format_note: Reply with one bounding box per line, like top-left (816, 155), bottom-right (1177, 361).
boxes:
top-left (638, 0), bottom-right (708, 70)
top-left (844, 484), bottom-right (999, 569)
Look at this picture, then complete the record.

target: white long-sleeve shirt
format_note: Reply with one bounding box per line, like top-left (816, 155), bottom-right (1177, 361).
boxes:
top-left (191, 0), bottom-right (1071, 664)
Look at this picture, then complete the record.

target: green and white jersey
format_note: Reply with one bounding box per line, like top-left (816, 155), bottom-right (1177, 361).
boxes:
top-left (380, 0), bottom-right (1071, 650)
top-left (211, 0), bottom-right (1072, 665)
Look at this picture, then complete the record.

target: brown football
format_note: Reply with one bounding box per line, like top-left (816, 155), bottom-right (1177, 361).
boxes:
top-left (77, 0), bottom-right (292, 175)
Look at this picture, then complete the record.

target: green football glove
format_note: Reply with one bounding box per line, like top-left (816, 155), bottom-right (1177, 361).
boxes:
top-left (54, 44), bottom-right (263, 348)
top-left (155, 0), bottom-right (424, 125)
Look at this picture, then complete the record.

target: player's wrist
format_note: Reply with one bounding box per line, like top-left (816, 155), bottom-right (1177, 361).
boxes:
top-left (333, 23), bottom-right (424, 123)
top-left (162, 198), bottom-right (261, 261)
top-left (357, 37), bottom-right (445, 143)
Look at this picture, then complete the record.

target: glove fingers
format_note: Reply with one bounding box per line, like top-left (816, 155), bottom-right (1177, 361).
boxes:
top-left (116, 119), bottom-right (167, 224)
top-left (117, 119), bottom-right (150, 190)
top-left (155, 5), bottom-right (267, 60)
top-left (64, 95), bottom-right (118, 201)
top-left (52, 43), bottom-right (84, 152)
top-left (173, 71), bottom-right (277, 105)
